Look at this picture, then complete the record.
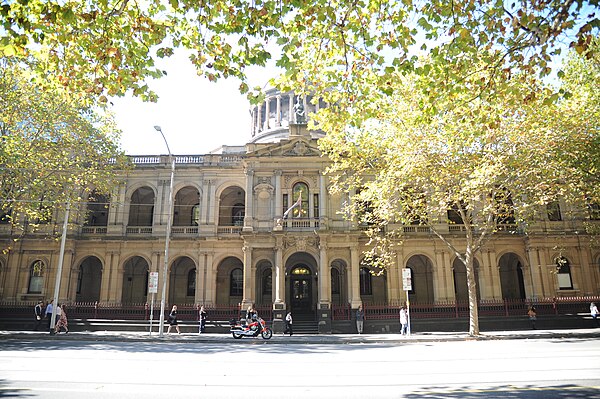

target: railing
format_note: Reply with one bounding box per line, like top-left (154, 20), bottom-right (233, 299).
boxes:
top-left (2, 297), bottom-right (597, 322)
top-left (402, 226), bottom-right (432, 234)
top-left (217, 226), bottom-right (243, 235)
top-left (171, 226), bottom-right (199, 235)
top-left (126, 226), bottom-right (153, 235)
top-left (129, 154), bottom-right (241, 166)
top-left (282, 218), bottom-right (321, 230)
top-left (362, 296), bottom-right (600, 319)
top-left (80, 226), bottom-right (108, 234)
top-left (332, 303), bottom-right (352, 320)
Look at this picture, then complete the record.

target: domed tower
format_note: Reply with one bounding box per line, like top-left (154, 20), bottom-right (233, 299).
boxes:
top-left (249, 88), bottom-right (327, 143)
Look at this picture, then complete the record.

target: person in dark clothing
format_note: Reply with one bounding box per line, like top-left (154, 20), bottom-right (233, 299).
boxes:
top-left (167, 305), bottom-right (181, 334)
top-left (199, 305), bottom-right (207, 333)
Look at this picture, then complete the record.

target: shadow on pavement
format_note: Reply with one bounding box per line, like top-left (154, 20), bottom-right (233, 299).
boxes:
top-left (405, 384), bottom-right (600, 399)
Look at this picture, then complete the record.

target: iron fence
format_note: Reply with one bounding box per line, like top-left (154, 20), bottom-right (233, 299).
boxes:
top-left (1, 296), bottom-right (598, 322)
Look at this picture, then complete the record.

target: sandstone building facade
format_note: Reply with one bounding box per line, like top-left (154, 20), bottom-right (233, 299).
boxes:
top-left (1, 90), bottom-right (599, 331)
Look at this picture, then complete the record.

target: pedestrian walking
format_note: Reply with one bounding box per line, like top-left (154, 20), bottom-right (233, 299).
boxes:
top-left (54, 304), bottom-right (69, 334)
top-left (356, 305), bottom-right (364, 334)
top-left (33, 300), bottom-right (44, 331)
top-left (198, 305), bottom-right (207, 333)
top-left (399, 305), bottom-right (408, 335)
top-left (528, 306), bottom-right (537, 330)
top-left (167, 305), bottom-right (180, 334)
top-left (44, 299), bottom-right (54, 332)
top-left (284, 310), bottom-right (293, 336)
top-left (591, 302), bottom-right (599, 327)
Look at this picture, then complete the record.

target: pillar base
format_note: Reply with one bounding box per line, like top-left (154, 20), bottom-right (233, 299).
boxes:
top-left (317, 302), bottom-right (332, 334)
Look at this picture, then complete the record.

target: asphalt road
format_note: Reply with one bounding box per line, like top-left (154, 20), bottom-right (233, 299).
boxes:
top-left (1, 336), bottom-right (599, 398)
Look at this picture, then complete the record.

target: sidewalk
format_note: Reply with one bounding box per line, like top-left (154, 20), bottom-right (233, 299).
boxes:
top-left (1, 328), bottom-right (599, 344)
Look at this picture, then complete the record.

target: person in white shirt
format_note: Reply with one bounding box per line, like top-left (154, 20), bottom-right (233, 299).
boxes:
top-left (284, 311), bottom-right (293, 336)
top-left (591, 302), bottom-right (599, 327)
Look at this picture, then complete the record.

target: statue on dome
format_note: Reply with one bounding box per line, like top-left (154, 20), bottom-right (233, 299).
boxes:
top-left (293, 96), bottom-right (306, 124)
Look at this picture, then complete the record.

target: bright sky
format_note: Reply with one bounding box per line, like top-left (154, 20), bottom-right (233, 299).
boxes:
top-left (110, 51), bottom-right (276, 156)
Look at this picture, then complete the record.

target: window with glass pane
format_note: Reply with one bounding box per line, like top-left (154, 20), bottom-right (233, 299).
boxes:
top-left (230, 268), bottom-right (243, 296)
top-left (187, 269), bottom-right (196, 296)
top-left (292, 182), bottom-right (309, 218)
top-left (547, 201), bottom-right (562, 221)
top-left (331, 268), bottom-right (340, 295)
top-left (262, 269), bottom-right (272, 295)
top-left (28, 260), bottom-right (44, 294)
top-left (359, 267), bottom-right (372, 295)
top-left (556, 257), bottom-right (573, 290)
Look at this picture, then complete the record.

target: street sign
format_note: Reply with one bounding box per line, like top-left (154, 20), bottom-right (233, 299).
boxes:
top-left (148, 272), bottom-right (159, 294)
top-left (402, 268), bottom-right (412, 291)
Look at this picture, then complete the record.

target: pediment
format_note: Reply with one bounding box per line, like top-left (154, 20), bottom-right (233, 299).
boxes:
top-left (247, 137), bottom-right (321, 158)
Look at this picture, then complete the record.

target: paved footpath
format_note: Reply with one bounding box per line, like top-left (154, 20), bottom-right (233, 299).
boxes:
top-left (1, 327), bottom-right (599, 344)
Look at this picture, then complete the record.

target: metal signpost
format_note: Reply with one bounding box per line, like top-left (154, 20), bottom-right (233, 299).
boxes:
top-left (402, 268), bottom-right (412, 335)
top-left (148, 272), bottom-right (159, 335)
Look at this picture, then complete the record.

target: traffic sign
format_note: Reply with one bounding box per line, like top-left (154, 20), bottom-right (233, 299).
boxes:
top-left (148, 272), bottom-right (159, 294)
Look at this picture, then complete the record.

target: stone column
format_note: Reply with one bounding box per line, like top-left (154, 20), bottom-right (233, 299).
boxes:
top-left (204, 252), bottom-right (216, 306)
top-left (349, 245), bottom-right (362, 308)
top-left (319, 172), bottom-right (327, 228)
top-left (195, 252), bottom-right (205, 304)
top-left (242, 243), bottom-right (253, 307)
top-left (243, 169), bottom-right (254, 232)
top-left (256, 104), bottom-right (262, 133)
top-left (100, 251), bottom-right (117, 302)
top-left (318, 237), bottom-right (332, 333)
top-left (107, 183), bottom-right (127, 235)
top-left (276, 95), bottom-right (282, 126)
top-left (274, 239), bottom-right (284, 306)
top-left (434, 249), bottom-right (452, 301)
top-left (264, 98), bottom-right (270, 130)
top-left (272, 238), bottom-right (286, 333)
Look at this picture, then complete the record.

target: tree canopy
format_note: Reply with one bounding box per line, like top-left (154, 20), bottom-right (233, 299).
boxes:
top-left (318, 41), bottom-right (600, 335)
top-left (0, 61), bottom-right (129, 234)
top-left (1, 1), bottom-right (598, 105)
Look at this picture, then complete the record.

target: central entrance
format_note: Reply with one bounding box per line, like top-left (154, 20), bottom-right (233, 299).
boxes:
top-left (290, 266), bottom-right (312, 311)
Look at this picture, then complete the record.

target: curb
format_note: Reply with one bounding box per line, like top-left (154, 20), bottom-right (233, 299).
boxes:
top-left (1, 329), bottom-right (599, 345)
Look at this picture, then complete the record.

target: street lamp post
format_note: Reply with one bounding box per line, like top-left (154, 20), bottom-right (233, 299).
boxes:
top-left (154, 125), bottom-right (175, 338)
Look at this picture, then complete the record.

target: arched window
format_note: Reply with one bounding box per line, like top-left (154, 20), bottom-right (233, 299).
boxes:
top-left (187, 269), bottom-right (196, 297)
top-left (547, 201), bottom-right (562, 221)
top-left (230, 268), bottom-right (243, 296)
top-left (291, 182), bottom-right (309, 218)
top-left (359, 267), bottom-right (372, 296)
top-left (262, 269), bottom-right (272, 295)
top-left (556, 256), bottom-right (573, 290)
top-left (28, 260), bottom-right (44, 294)
top-left (331, 268), bottom-right (340, 295)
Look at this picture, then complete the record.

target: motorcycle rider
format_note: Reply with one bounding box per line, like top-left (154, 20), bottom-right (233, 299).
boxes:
top-left (246, 303), bottom-right (258, 331)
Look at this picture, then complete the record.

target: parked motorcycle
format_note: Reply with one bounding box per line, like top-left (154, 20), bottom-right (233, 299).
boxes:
top-left (230, 316), bottom-right (273, 340)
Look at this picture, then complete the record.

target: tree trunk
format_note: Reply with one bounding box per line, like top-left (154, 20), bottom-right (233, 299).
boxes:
top-left (464, 245), bottom-right (480, 335)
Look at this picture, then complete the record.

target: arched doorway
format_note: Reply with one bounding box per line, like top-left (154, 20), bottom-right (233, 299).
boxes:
top-left (76, 256), bottom-right (102, 302)
top-left (168, 256), bottom-right (197, 305)
top-left (285, 252), bottom-right (318, 317)
top-left (215, 256), bottom-right (244, 305)
top-left (405, 254), bottom-right (434, 304)
top-left (498, 253), bottom-right (526, 300)
top-left (290, 265), bottom-right (312, 311)
top-left (121, 256), bottom-right (149, 304)
top-left (453, 257), bottom-right (480, 302)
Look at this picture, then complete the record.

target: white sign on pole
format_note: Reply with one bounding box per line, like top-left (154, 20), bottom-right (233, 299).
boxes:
top-left (402, 268), bottom-right (412, 291)
top-left (148, 272), bottom-right (159, 294)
